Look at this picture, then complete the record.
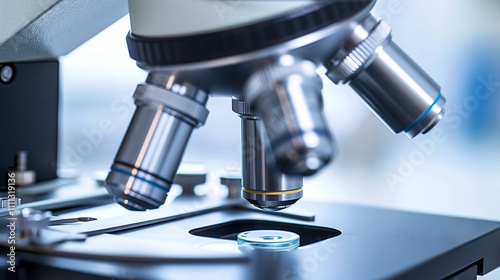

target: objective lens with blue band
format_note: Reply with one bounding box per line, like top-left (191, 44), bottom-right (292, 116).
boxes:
top-left (327, 15), bottom-right (446, 139)
top-left (110, 167), bottom-right (171, 193)
top-left (405, 93), bottom-right (443, 134)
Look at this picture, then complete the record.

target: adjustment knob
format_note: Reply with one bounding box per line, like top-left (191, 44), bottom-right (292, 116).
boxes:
top-left (7, 151), bottom-right (36, 186)
top-left (220, 170), bottom-right (242, 199)
top-left (174, 163), bottom-right (207, 196)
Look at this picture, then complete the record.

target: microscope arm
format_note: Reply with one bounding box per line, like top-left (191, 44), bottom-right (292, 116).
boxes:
top-left (0, 0), bottom-right (128, 63)
top-left (0, 0), bottom-right (312, 63)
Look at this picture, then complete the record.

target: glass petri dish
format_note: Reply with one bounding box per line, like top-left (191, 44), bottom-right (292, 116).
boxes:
top-left (237, 230), bottom-right (300, 251)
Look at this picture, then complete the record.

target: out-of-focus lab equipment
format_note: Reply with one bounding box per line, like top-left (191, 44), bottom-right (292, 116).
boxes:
top-left (1, 1), bottom-right (500, 279)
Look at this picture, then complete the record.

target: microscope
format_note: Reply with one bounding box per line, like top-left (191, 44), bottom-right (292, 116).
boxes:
top-left (105, 0), bottom-right (445, 212)
top-left (1, 1), bottom-right (500, 279)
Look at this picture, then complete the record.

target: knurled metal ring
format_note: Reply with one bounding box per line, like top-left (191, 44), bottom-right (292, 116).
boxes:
top-left (231, 98), bottom-right (254, 116)
top-left (134, 84), bottom-right (209, 126)
top-left (327, 20), bottom-right (392, 85)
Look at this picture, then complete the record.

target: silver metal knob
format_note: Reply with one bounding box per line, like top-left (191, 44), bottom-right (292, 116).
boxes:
top-left (220, 170), bottom-right (242, 199)
top-left (174, 163), bottom-right (207, 196)
top-left (7, 151), bottom-right (36, 186)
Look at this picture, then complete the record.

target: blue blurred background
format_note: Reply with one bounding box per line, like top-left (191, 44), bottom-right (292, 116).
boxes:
top-left (58, 0), bottom-right (500, 264)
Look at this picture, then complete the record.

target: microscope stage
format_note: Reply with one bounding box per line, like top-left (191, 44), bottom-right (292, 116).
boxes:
top-left (2, 197), bottom-right (500, 280)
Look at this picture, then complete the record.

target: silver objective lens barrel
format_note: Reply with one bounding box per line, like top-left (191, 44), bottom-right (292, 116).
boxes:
top-left (105, 73), bottom-right (209, 211)
top-left (232, 98), bottom-right (303, 211)
top-left (245, 56), bottom-right (336, 176)
top-left (326, 15), bottom-right (445, 137)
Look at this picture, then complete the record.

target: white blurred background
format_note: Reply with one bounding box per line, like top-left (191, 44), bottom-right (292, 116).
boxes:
top-left (59, 0), bottom-right (500, 264)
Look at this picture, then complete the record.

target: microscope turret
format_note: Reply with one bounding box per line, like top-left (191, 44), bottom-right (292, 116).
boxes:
top-left (105, 0), bottom-right (446, 211)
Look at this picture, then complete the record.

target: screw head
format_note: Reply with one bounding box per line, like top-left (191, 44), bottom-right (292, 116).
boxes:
top-left (1, 65), bottom-right (14, 84)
